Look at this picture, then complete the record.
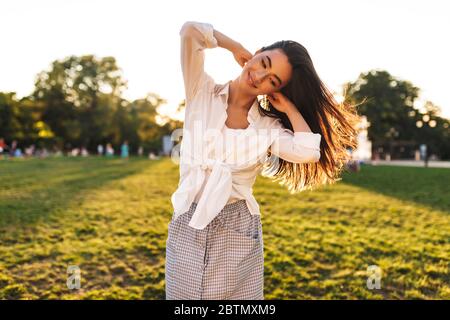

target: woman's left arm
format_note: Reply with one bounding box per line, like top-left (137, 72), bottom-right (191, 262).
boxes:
top-left (285, 104), bottom-right (313, 133)
top-left (267, 93), bottom-right (321, 163)
top-left (269, 120), bottom-right (321, 163)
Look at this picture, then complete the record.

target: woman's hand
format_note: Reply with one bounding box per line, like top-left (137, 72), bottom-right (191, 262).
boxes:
top-left (213, 30), bottom-right (252, 67)
top-left (232, 43), bottom-right (253, 68)
top-left (267, 92), bottom-right (296, 114)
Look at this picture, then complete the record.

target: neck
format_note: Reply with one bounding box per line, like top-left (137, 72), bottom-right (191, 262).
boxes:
top-left (228, 77), bottom-right (257, 111)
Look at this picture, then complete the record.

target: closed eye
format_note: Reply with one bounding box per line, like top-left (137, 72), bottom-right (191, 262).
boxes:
top-left (262, 59), bottom-right (277, 87)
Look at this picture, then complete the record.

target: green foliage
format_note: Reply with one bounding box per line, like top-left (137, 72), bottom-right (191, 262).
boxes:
top-left (0, 55), bottom-right (183, 154)
top-left (0, 93), bottom-right (43, 145)
top-left (0, 158), bottom-right (448, 299)
top-left (344, 70), bottom-right (450, 159)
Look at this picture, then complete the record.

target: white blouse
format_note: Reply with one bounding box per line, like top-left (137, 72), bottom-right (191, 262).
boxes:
top-left (171, 21), bottom-right (322, 230)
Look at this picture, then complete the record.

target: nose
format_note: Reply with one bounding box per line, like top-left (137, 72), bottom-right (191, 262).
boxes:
top-left (253, 70), bottom-right (267, 85)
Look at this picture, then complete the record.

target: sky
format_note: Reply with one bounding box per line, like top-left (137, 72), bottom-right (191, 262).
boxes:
top-left (1, 0), bottom-right (449, 120)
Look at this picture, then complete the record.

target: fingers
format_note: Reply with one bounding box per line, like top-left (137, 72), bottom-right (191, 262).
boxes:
top-left (272, 92), bottom-right (283, 100)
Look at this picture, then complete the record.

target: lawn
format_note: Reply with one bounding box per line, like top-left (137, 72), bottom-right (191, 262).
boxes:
top-left (0, 157), bottom-right (449, 299)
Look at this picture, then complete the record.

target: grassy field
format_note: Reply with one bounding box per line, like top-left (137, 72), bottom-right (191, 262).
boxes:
top-left (0, 157), bottom-right (449, 299)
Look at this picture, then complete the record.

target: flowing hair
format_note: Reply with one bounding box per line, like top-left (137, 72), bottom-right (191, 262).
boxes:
top-left (256, 40), bottom-right (361, 193)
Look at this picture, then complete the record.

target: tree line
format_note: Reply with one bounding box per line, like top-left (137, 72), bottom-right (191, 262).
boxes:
top-left (0, 55), bottom-right (183, 156)
top-left (0, 56), bottom-right (449, 159)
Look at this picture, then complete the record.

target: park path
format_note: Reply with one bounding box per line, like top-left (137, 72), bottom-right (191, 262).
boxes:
top-left (369, 160), bottom-right (450, 168)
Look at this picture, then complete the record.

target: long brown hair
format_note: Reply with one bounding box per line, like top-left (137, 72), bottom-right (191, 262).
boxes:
top-left (257, 40), bottom-right (361, 193)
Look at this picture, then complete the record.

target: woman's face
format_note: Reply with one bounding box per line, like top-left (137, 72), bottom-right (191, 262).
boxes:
top-left (241, 48), bottom-right (293, 96)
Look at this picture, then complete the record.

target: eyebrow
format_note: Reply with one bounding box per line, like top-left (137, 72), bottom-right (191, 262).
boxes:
top-left (266, 56), bottom-right (283, 86)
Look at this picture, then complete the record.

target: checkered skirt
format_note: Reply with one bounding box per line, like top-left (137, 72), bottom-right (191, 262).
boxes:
top-left (165, 199), bottom-right (264, 300)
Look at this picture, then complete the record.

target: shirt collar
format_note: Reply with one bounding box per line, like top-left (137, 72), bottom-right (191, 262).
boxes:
top-left (214, 80), bottom-right (259, 125)
top-left (215, 80), bottom-right (232, 97)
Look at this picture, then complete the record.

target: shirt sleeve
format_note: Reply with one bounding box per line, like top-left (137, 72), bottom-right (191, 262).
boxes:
top-left (269, 119), bottom-right (322, 163)
top-left (179, 21), bottom-right (218, 103)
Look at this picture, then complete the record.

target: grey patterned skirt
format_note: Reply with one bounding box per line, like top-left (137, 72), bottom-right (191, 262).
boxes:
top-left (165, 199), bottom-right (264, 300)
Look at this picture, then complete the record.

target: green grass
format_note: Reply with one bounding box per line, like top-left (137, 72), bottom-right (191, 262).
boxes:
top-left (0, 157), bottom-right (449, 299)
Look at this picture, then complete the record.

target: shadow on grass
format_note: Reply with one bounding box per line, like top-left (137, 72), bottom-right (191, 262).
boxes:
top-left (341, 164), bottom-right (450, 213)
top-left (0, 157), bottom-right (159, 228)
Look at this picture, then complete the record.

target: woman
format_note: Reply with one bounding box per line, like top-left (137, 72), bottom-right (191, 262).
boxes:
top-left (165, 21), bottom-right (359, 300)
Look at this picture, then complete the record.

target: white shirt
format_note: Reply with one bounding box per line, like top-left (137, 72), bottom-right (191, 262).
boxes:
top-left (171, 21), bottom-right (322, 230)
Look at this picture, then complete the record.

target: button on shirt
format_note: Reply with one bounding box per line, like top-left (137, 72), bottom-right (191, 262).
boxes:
top-left (171, 21), bottom-right (322, 230)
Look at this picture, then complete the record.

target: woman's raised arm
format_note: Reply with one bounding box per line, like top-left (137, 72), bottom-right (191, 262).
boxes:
top-left (179, 21), bottom-right (251, 103)
top-left (179, 21), bottom-right (219, 103)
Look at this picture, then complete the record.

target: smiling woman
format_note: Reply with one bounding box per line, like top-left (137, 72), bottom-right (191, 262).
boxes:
top-left (247, 40), bottom-right (361, 192)
top-left (246, 51), bottom-right (289, 92)
top-left (166, 20), bottom-right (360, 301)
top-left (216, 33), bottom-right (361, 192)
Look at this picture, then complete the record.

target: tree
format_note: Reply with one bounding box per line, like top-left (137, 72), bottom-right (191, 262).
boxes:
top-left (3, 54), bottom-right (186, 155)
top-left (32, 55), bottom-right (127, 150)
top-left (344, 70), bottom-right (450, 159)
top-left (0, 93), bottom-right (42, 146)
top-left (344, 70), bottom-right (419, 144)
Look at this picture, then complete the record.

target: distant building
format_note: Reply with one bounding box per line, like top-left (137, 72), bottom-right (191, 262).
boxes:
top-left (352, 116), bottom-right (372, 162)
top-left (162, 135), bottom-right (173, 156)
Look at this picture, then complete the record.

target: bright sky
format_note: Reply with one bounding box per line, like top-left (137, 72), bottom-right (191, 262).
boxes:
top-left (1, 0), bottom-right (449, 120)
